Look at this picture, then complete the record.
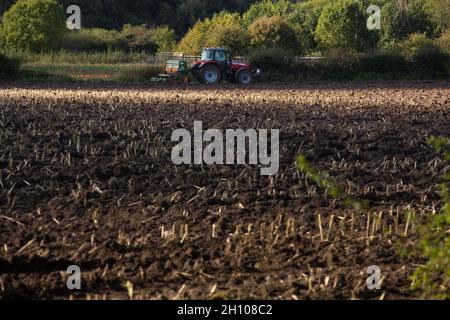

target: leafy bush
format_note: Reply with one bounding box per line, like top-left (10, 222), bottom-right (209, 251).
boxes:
top-left (413, 136), bottom-right (450, 299)
top-left (322, 49), bottom-right (362, 78)
top-left (0, 53), bottom-right (20, 79)
top-left (400, 33), bottom-right (437, 58)
top-left (0, 0), bottom-right (65, 52)
top-left (248, 16), bottom-right (301, 53)
top-left (400, 33), bottom-right (450, 76)
top-left (247, 47), bottom-right (294, 76)
top-left (360, 49), bottom-right (408, 74)
top-left (151, 26), bottom-right (177, 52)
top-left (60, 25), bottom-right (176, 53)
top-left (413, 50), bottom-right (450, 76)
top-left (436, 29), bottom-right (450, 54)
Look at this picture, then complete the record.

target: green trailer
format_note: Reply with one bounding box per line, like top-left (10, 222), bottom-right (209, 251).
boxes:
top-left (151, 59), bottom-right (189, 83)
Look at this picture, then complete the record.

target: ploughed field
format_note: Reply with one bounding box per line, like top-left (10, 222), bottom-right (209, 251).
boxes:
top-left (0, 82), bottom-right (449, 299)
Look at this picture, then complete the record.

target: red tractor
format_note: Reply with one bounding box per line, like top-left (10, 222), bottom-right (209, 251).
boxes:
top-left (191, 47), bottom-right (260, 85)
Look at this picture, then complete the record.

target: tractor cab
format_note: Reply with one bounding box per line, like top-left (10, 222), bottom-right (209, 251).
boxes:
top-left (201, 48), bottom-right (231, 63)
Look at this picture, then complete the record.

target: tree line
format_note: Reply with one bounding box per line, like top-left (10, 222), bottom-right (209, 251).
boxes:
top-left (0, 0), bottom-right (449, 57)
top-left (0, 0), bottom-right (258, 36)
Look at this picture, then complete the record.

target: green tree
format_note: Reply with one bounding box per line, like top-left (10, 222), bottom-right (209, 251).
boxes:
top-left (380, 0), bottom-right (435, 46)
top-left (248, 16), bottom-right (301, 53)
top-left (0, 0), bottom-right (65, 52)
top-left (177, 19), bottom-right (211, 54)
top-left (293, 0), bottom-right (329, 51)
top-left (424, 0), bottom-right (450, 32)
top-left (177, 11), bottom-right (245, 55)
top-left (242, 0), bottom-right (293, 27)
top-left (315, 0), bottom-right (375, 52)
top-left (399, 32), bottom-right (437, 58)
top-left (151, 26), bottom-right (177, 52)
top-left (207, 24), bottom-right (249, 55)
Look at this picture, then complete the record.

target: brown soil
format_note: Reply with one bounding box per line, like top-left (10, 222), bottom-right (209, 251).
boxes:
top-left (0, 81), bottom-right (449, 300)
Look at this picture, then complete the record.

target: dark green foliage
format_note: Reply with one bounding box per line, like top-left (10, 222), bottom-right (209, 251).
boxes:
top-left (322, 49), bottom-right (363, 77)
top-left (412, 136), bottom-right (450, 299)
top-left (0, 53), bottom-right (20, 79)
top-left (412, 48), bottom-right (450, 76)
top-left (247, 46), bottom-right (294, 74)
top-left (59, 25), bottom-right (176, 53)
top-left (54, 0), bottom-right (257, 37)
top-left (399, 33), bottom-right (450, 77)
top-left (360, 50), bottom-right (408, 74)
top-left (255, 46), bottom-right (448, 82)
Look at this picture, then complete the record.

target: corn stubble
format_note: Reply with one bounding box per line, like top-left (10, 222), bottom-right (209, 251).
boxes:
top-left (0, 82), bottom-right (449, 300)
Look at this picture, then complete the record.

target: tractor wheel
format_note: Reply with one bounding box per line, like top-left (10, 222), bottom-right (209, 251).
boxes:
top-left (237, 70), bottom-right (253, 85)
top-left (201, 65), bottom-right (221, 84)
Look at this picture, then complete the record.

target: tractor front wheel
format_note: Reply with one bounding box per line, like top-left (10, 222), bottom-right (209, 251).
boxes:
top-left (237, 70), bottom-right (253, 85)
top-left (201, 65), bottom-right (221, 84)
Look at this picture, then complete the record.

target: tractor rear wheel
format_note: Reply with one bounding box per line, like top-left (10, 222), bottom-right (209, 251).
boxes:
top-left (237, 70), bottom-right (253, 85)
top-left (201, 65), bottom-right (221, 84)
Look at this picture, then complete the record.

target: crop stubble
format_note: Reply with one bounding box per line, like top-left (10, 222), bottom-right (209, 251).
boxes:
top-left (0, 82), bottom-right (449, 299)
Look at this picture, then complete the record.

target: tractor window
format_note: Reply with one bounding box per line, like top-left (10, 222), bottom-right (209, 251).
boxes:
top-left (201, 50), bottom-right (214, 61)
top-left (215, 50), bottom-right (226, 62)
